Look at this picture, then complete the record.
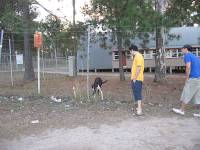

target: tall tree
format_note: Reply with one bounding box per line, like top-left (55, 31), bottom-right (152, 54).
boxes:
top-left (165, 0), bottom-right (200, 26)
top-left (21, 0), bottom-right (35, 80)
top-left (40, 16), bottom-right (86, 57)
top-left (0, 0), bottom-right (22, 57)
top-left (83, 0), bottom-right (158, 80)
top-left (0, 0), bottom-right (38, 81)
top-left (40, 15), bottom-right (65, 56)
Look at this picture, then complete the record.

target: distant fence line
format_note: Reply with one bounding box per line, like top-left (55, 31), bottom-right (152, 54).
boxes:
top-left (0, 53), bottom-right (69, 74)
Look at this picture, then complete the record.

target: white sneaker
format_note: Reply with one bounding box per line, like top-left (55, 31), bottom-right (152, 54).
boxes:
top-left (136, 108), bottom-right (143, 115)
top-left (172, 108), bottom-right (185, 115)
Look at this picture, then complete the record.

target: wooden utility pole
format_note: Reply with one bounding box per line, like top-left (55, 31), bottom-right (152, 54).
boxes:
top-left (73, 0), bottom-right (75, 26)
top-left (72, 0), bottom-right (78, 76)
top-left (87, 26), bottom-right (90, 99)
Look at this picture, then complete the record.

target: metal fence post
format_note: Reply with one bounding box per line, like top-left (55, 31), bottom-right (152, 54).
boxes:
top-left (9, 38), bottom-right (13, 87)
top-left (0, 29), bottom-right (4, 63)
top-left (87, 25), bottom-right (90, 99)
top-left (37, 47), bottom-right (41, 94)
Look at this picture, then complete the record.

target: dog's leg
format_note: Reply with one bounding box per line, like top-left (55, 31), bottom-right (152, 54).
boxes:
top-left (97, 85), bottom-right (104, 100)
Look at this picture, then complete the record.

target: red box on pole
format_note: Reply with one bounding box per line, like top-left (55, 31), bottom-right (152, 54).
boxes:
top-left (34, 32), bottom-right (42, 48)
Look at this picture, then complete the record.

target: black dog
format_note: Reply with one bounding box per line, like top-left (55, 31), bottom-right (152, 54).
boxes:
top-left (92, 77), bottom-right (107, 99)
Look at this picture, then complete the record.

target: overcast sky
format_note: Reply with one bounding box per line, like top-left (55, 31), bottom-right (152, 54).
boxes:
top-left (36, 0), bottom-right (90, 22)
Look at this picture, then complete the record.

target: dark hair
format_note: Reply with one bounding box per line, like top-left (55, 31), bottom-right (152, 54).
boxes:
top-left (129, 44), bottom-right (138, 51)
top-left (182, 44), bottom-right (192, 51)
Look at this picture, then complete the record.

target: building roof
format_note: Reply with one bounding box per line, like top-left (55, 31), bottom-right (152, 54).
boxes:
top-left (166, 27), bottom-right (200, 48)
top-left (134, 26), bottom-right (200, 49)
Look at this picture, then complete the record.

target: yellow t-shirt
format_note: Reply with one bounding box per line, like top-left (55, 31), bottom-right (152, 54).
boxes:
top-left (131, 52), bottom-right (144, 81)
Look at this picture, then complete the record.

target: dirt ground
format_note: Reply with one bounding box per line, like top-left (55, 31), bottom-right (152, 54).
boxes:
top-left (0, 73), bottom-right (200, 150)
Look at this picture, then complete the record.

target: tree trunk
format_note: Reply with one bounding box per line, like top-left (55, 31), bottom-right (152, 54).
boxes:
top-left (117, 33), bottom-right (125, 81)
top-left (23, 1), bottom-right (35, 81)
top-left (154, 27), bottom-right (165, 82)
top-left (154, 0), bottom-right (166, 82)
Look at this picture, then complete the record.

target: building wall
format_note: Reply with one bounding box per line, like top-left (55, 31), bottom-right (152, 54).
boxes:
top-left (113, 57), bottom-right (184, 69)
top-left (77, 41), bottom-right (112, 71)
top-left (77, 27), bottom-right (200, 71)
top-left (112, 47), bottom-right (200, 69)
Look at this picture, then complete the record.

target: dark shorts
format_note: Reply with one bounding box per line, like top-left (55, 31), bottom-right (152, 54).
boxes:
top-left (131, 80), bottom-right (143, 101)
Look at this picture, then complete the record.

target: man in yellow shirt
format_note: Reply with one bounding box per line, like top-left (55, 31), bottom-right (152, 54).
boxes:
top-left (129, 44), bottom-right (144, 115)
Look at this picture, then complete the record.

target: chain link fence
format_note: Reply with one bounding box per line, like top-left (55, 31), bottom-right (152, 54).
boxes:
top-left (0, 53), bottom-right (70, 96)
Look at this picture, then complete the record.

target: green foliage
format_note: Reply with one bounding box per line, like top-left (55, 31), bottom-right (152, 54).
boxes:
top-left (39, 15), bottom-right (65, 53)
top-left (165, 0), bottom-right (200, 26)
top-left (0, 0), bottom-right (39, 51)
top-left (84, 0), bottom-right (199, 47)
top-left (83, 0), bottom-right (162, 49)
top-left (39, 15), bottom-right (86, 55)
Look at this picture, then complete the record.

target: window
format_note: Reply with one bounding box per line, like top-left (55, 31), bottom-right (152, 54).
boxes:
top-left (126, 51), bottom-right (131, 60)
top-left (113, 51), bottom-right (119, 60)
top-left (191, 48), bottom-right (197, 56)
top-left (144, 50), bottom-right (152, 59)
top-left (165, 50), bottom-right (171, 58)
top-left (172, 50), bottom-right (177, 58)
top-left (197, 48), bottom-right (200, 56)
top-left (178, 49), bottom-right (183, 57)
top-left (152, 49), bottom-right (156, 57)
top-left (145, 50), bottom-right (151, 54)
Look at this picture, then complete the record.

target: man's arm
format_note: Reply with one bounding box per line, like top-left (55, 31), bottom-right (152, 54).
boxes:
top-left (185, 62), bottom-right (191, 81)
top-left (132, 66), bottom-right (141, 81)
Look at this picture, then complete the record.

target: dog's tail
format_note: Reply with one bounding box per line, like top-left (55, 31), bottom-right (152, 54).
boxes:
top-left (102, 80), bottom-right (108, 84)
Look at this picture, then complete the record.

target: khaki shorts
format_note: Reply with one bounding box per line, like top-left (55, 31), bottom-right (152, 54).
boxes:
top-left (180, 78), bottom-right (200, 104)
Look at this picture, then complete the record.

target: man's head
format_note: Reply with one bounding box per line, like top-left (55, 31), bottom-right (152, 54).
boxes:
top-left (129, 44), bottom-right (138, 56)
top-left (182, 44), bottom-right (192, 54)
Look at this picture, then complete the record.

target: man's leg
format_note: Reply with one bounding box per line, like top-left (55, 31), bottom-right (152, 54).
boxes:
top-left (173, 94), bottom-right (188, 115)
top-left (131, 81), bottom-right (136, 111)
top-left (173, 79), bottom-right (195, 115)
top-left (137, 100), bottom-right (142, 115)
top-left (180, 102), bottom-right (187, 112)
top-left (134, 81), bottom-right (143, 115)
top-left (131, 81), bottom-right (139, 112)
top-left (138, 100), bottom-right (142, 110)
top-left (173, 102), bottom-right (187, 115)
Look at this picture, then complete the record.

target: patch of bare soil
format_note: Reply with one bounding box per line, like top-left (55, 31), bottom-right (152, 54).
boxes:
top-left (0, 74), bottom-right (200, 150)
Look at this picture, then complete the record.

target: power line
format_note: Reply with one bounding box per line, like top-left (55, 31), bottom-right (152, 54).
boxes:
top-left (2, 25), bottom-right (199, 34)
top-left (33, 0), bottom-right (67, 20)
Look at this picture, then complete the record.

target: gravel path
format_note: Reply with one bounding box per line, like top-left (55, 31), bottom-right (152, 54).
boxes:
top-left (1, 117), bottom-right (200, 150)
